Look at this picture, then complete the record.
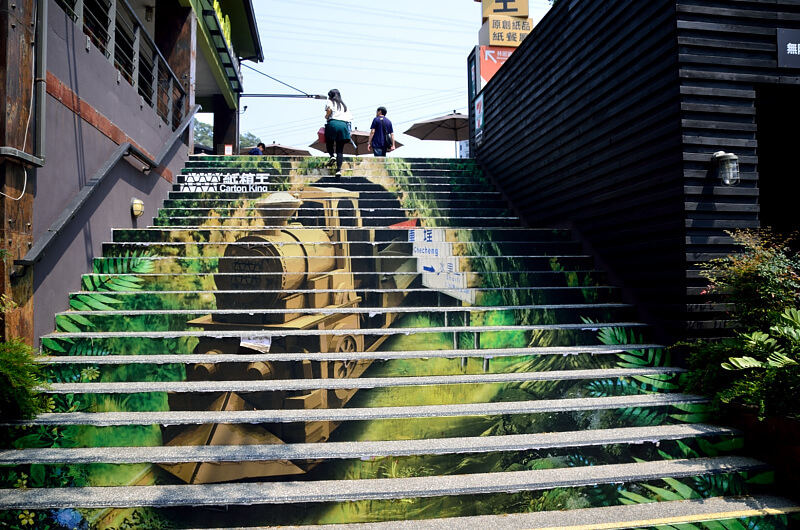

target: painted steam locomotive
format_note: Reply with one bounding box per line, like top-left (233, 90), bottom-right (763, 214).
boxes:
top-left (160, 186), bottom-right (418, 483)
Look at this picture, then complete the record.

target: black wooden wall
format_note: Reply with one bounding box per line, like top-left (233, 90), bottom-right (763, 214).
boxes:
top-left (677, 0), bottom-right (800, 336)
top-left (473, 0), bottom-right (800, 343)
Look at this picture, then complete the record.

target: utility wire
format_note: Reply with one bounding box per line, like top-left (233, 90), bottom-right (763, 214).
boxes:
top-left (261, 14), bottom-right (476, 35)
top-left (241, 64), bottom-right (322, 98)
top-left (262, 0), bottom-right (478, 29)
top-left (245, 88), bottom-right (463, 133)
top-left (257, 49), bottom-right (463, 72)
top-left (261, 30), bottom-right (472, 54)
top-left (246, 92), bottom-right (466, 139)
top-left (259, 57), bottom-right (462, 78)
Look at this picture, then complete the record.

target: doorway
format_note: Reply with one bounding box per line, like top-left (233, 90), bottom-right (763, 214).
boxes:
top-left (755, 84), bottom-right (800, 239)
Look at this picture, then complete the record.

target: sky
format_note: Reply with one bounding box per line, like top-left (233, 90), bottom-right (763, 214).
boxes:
top-left (199, 0), bottom-right (553, 158)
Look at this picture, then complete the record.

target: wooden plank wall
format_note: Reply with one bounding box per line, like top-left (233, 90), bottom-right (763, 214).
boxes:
top-left (677, 0), bottom-right (800, 336)
top-left (474, 0), bottom-right (800, 342)
top-left (473, 0), bottom-right (686, 342)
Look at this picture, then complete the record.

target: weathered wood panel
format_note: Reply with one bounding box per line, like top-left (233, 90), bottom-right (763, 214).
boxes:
top-left (677, 0), bottom-right (800, 334)
top-left (474, 0), bottom-right (685, 342)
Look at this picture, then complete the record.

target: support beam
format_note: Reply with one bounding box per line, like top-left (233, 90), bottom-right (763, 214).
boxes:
top-left (212, 94), bottom-right (238, 154)
top-left (0, 0), bottom-right (35, 344)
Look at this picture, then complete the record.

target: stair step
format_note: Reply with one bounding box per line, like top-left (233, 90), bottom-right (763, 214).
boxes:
top-left (97, 245), bottom-right (595, 268)
top-left (175, 182), bottom-right (497, 189)
top-left (92, 255), bottom-right (599, 273)
top-left (109, 229), bottom-right (576, 245)
top-left (152, 217), bottom-right (521, 228)
top-left (163, 198), bottom-right (511, 208)
top-left (78, 270), bottom-right (608, 289)
top-left (41, 321), bottom-right (647, 343)
top-left (40, 344), bottom-right (663, 364)
top-left (66, 288), bottom-right (618, 312)
top-left (245, 496), bottom-right (800, 530)
top-left (0, 424), bottom-right (735, 465)
top-left (168, 191), bottom-right (506, 199)
top-left (44, 367), bottom-right (684, 394)
top-left (4, 393), bottom-right (705, 427)
top-left (0, 457), bottom-right (766, 510)
top-left (109, 239), bottom-right (576, 258)
top-left (59, 303), bottom-right (630, 314)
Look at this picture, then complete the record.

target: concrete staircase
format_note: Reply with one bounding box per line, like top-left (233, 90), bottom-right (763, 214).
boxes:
top-left (1, 155), bottom-right (797, 529)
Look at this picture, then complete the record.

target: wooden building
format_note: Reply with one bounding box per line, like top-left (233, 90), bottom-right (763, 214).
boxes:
top-left (470, 0), bottom-right (800, 343)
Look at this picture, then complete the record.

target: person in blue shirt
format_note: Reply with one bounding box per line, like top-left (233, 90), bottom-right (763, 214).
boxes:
top-left (249, 142), bottom-right (266, 155)
top-left (368, 107), bottom-right (395, 157)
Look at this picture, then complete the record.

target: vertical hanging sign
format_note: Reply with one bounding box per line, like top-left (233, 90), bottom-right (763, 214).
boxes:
top-left (778, 29), bottom-right (800, 69)
top-left (474, 93), bottom-right (485, 147)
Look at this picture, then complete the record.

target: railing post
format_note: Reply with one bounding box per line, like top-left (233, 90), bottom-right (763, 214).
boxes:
top-left (150, 55), bottom-right (158, 112)
top-left (74, 0), bottom-right (84, 21)
top-left (131, 22), bottom-right (140, 92)
top-left (166, 73), bottom-right (174, 127)
top-left (107, 0), bottom-right (116, 64)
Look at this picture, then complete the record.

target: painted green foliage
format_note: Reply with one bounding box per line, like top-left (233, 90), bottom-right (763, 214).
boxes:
top-left (1, 157), bottom-right (779, 528)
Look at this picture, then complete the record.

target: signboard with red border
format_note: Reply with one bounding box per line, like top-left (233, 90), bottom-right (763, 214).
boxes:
top-left (477, 45), bottom-right (515, 89)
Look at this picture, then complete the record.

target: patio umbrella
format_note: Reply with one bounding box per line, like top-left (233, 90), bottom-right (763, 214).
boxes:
top-left (309, 129), bottom-right (403, 156)
top-left (240, 143), bottom-right (311, 156)
top-left (404, 110), bottom-right (468, 156)
top-left (262, 142), bottom-right (311, 156)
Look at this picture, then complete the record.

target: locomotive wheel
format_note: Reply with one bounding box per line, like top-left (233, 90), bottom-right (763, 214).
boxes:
top-left (189, 348), bottom-right (225, 380)
top-left (332, 335), bottom-right (359, 399)
top-left (245, 361), bottom-right (276, 380)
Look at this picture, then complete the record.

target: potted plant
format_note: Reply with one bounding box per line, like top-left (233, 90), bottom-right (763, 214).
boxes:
top-left (683, 229), bottom-right (800, 488)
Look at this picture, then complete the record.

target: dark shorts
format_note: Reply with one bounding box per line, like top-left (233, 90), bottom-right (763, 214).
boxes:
top-left (325, 120), bottom-right (351, 141)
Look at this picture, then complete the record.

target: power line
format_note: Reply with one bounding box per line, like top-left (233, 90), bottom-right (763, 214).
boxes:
top-left (261, 29), bottom-right (472, 54)
top-left (241, 64), bottom-right (321, 97)
top-left (259, 48), bottom-right (463, 68)
top-left (241, 69), bottom-right (466, 93)
top-left (257, 57), bottom-right (462, 78)
top-left (244, 89), bottom-right (465, 138)
top-left (250, 95), bottom-right (463, 138)
top-left (260, 0), bottom-right (479, 30)
top-left (259, 14), bottom-right (476, 35)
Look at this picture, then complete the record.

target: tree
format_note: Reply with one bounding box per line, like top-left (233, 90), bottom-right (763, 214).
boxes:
top-left (193, 119), bottom-right (213, 147)
top-left (240, 131), bottom-right (261, 148)
top-left (192, 119), bottom-right (261, 148)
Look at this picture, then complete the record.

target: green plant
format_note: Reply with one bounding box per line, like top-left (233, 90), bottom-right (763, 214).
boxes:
top-left (701, 229), bottom-right (800, 331)
top-left (0, 268), bottom-right (48, 420)
top-left (0, 338), bottom-right (47, 420)
top-left (716, 307), bottom-right (800, 419)
top-left (686, 229), bottom-right (800, 420)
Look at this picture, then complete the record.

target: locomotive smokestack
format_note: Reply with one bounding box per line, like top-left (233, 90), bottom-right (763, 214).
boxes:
top-left (255, 192), bottom-right (303, 227)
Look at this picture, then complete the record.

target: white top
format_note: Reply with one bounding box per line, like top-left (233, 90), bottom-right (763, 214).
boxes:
top-left (325, 100), bottom-right (352, 122)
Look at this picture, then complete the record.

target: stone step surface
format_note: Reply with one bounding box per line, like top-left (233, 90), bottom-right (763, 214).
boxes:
top-left (0, 457), bottom-right (769, 510)
top-left (0, 424), bottom-right (737, 465)
top-left (246, 496), bottom-right (800, 530)
top-left (2, 155), bottom-right (792, 529)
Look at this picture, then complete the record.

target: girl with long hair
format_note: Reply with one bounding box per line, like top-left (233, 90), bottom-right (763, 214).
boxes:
top-left (324, 88), bottom-right (352, 177)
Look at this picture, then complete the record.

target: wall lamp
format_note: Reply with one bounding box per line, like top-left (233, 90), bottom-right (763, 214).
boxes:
top-left (131, 198), bottom-right (145, 218)
top-left (713, 151), bottom-right (740, 186)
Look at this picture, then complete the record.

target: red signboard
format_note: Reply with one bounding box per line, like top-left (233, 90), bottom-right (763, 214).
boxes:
top-left (478, 45), bottom-right (515, 89)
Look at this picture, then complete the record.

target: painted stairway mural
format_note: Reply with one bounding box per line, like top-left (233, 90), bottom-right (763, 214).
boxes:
top-left (0, 155), bottom-right (798, 529)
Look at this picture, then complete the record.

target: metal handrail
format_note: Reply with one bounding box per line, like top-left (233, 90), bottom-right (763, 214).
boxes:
top-left (13, 104), bottom-right (200, 272)
top-left (53, 0), bottom-right (187, 129)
